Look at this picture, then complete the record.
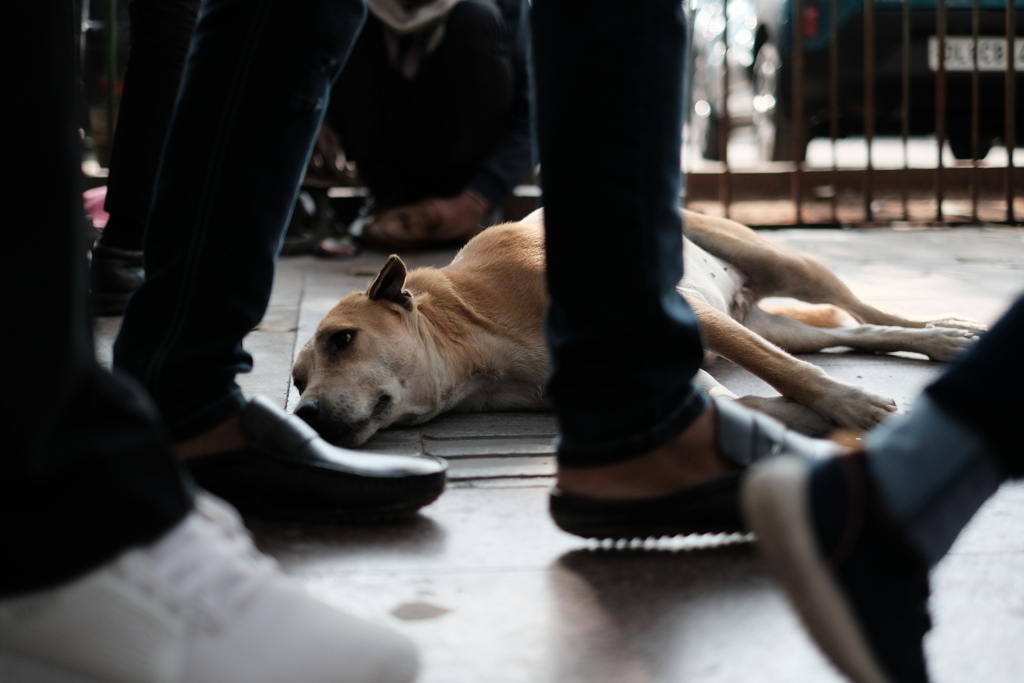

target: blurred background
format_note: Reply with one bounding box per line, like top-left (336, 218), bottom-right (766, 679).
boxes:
top-left (77, 0), bottom-right (1024, 230)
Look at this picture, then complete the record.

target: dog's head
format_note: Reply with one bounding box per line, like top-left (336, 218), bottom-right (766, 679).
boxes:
top-left (291, 255), bottom-right (437, 447)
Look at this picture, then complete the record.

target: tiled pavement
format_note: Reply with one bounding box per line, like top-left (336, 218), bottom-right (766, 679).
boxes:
top-left (94, 226), bottom-right (1024, 683)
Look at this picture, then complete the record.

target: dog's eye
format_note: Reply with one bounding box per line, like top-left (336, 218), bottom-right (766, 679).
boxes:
top-left (329, 330), bottom-right (356, 352)
top-left (293, 377), bottom-right (306, 394)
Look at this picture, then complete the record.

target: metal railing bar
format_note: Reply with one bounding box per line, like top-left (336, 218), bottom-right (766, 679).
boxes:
top-left (971, 0), bottom-right (980, 221)
top-left (720, 0), bottom-right (732, 218)
top-left (831, 0), bottom-right (840, 222)
top-left (936, 0), bottom-right (946, 222)
top-left (864, 0), bottom-right (875, 222)
top-left (793, 0), bottom-right (805, 223)
top-left (1007, 0), bottom-right (1016, 224)
top-left (902, 0), bottom-right (911, 220)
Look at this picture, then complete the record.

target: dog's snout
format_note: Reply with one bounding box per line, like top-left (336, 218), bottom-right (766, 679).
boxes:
top-left (294, 399), bottom-right (321, 427)
top-left (294, 398), bottom-right (363, 446)
top-left (371, 393), bottom-right (393, 418)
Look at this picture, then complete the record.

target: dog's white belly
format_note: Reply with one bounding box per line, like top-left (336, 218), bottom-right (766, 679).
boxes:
top-left (679, 237), bottom-right (746, 317)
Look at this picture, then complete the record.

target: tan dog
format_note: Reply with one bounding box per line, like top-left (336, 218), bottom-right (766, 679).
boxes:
top-left (292, 209), bottom-right (983, 446)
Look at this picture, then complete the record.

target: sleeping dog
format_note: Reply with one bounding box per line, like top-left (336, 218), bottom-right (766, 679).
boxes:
top-left (291, 209), bottom-right (983, 447)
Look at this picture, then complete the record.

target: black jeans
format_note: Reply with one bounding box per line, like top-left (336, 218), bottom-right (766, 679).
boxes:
top-left (113, 0), bottom-right (367, 441)
top-left (2, 0), bottom-right (191, 597)
top-left (102, 0), bottom-right (202, 248)
top-left (531, 0), bottom-right (708, 467)
top-left (330, 1), bottom-right (515, 209)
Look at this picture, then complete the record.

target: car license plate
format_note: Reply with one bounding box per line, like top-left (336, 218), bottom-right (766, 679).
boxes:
top-left (928, 36), bottom-right (1024, 71)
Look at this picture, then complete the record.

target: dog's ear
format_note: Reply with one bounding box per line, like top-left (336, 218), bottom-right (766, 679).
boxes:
top-left (367, 255), bottom-right (413, 310)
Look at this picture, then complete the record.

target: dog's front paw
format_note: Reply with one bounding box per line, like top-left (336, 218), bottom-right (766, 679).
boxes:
top-left (736, 395), bottom-right (836, 437)
top-left (925, 317), bottom-right (988, 333)
top-left (809, 385), bottom-right (897, 431)
top-left (919, 325), bottom-right (980, 362)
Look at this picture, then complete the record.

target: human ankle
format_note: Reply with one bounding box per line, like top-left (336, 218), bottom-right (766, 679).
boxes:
top-left (175, 415), bottom-right (249, 460)
top-left (555, 405), bottom-right (735, 500)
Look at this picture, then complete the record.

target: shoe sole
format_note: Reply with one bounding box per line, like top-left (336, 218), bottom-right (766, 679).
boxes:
top-left (742, 456), bottom-right (893, 683)
top-left (550, 515), bottom-right (743, 540)
top-left (0, 649), bottom-right (106, 683)
top-left (234, 476), bottom-right (447, 523)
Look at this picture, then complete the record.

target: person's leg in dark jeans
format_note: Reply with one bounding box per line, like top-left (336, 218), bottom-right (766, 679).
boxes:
top-left (3, 5), bottom-right (417, 680)
top-left (115, 0), bottom-right (368, 440)
top-left (111, 0), bottom-right (445, 519)
top-left (333, 4), bottom-right (512, 206)
top-left (745, 296), bottom-right (1024, 682)
top-left (91, 0), bottom-right (202, 315)
top-left (531, 0), bottom-right (838, 539)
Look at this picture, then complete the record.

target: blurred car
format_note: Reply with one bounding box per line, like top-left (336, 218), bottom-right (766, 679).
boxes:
top-left (691, 0), bottom-right (1024, 161)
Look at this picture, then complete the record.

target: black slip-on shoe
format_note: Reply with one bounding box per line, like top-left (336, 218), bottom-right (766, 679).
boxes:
top-left (89, 244), bottom-right (144, 316)
top-left (743, 452), bottom-right (931, 683)
top-left (186, 396), bottom-right (448, 521)
top-left (550, 397), bottom-right (844, 540)
top-left (550, 472), bottom-right (744, 539)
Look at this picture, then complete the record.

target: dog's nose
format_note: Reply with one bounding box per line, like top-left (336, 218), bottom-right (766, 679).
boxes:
top-left (294, 399), bottom-right (321, 427)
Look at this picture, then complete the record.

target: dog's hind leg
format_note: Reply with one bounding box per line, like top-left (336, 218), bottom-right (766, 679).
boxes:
top-left (757, 303), bottom-right (856, 328)
top-left (743, 305), bottom-right (979, 362)
top-left (685, 294), bottom-right (897, 430)
top-left (683, 210), bottom-right (985, 331)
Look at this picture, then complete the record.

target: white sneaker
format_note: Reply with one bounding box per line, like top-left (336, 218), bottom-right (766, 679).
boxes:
top-left (0, 494), bottom-right (418, 683)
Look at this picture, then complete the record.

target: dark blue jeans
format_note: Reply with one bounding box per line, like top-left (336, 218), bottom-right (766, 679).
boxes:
top-left (926, 294), bottom-right (1024, 475)
top-left (114, 0), bottom-right (367, 441)
top-left (866, 293), bottom-right (1024, 565)
top-left (531, 0), bottom-right (708, 467)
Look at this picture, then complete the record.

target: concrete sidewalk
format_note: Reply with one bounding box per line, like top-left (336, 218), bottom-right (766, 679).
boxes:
top-left (95, 226), bottom-right (1024, 683)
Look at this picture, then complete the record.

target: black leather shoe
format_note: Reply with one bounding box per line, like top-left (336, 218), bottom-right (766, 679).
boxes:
top-left (186, 396), bottom-right (448, 521)
top-left (549, 397), bottom-right (844, 540)
top-left (89, 244), bottom-right (144, 316)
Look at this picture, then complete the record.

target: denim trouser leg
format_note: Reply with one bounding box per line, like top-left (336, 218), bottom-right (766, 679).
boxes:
top-left (531, 0), bottom-right (708, 467)
top-left (114, 0), bottom-right (367, 441)
top-left (104, 0), bottom-right (202, 231)
top-left (3, 0), bottom-right (191, 596)
top-left (867, 294), bottom-right (1024, 566)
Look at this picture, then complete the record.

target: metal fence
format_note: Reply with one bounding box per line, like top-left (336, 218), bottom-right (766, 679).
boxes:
top-left (683, 0), bottom-right (1023, 226)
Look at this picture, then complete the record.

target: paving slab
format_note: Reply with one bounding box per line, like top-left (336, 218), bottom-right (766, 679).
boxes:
top-left (91, 227), bottom-right (1024, 683)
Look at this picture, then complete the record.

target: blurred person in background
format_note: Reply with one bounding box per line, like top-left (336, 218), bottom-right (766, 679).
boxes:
top-left (331, 0), bottom-right (532, 251)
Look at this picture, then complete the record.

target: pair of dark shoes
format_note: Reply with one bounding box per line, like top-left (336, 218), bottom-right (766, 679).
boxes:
top-left (89, 244), bottom-right (144, 316)
top-left (187, 396), bottom-right (447, 521)
top-left (744, 451), bottom-right (932, 683)
top-left (548, 397), bottom-right (844, 539)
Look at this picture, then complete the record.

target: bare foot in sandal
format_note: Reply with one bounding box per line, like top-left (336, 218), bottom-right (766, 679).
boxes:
top-left (364, 189), bottom-right (489, 251)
